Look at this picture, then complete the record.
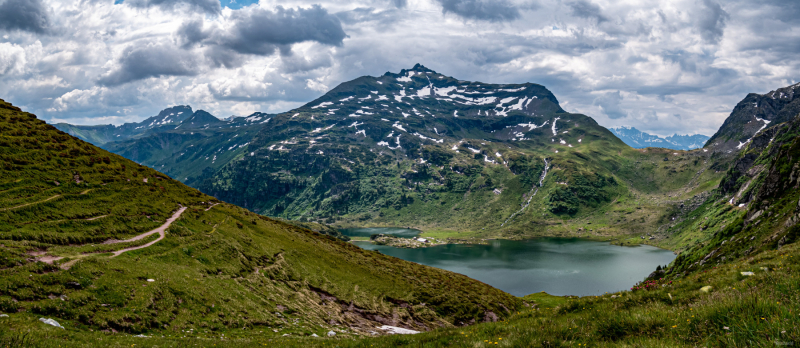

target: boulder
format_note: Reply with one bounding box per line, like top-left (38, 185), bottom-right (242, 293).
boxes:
top-left (327, 331), bottom-right (336, 337)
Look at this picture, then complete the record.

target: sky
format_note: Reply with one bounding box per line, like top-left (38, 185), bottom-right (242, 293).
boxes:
top-left (0, 0), bottom-right (797, 137)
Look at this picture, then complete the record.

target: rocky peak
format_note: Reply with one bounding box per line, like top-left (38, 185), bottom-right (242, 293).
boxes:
top-left (706, 82), bottom-right (800, 153)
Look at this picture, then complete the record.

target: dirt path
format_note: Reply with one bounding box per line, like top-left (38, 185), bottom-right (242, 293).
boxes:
top-left (86, 215), bottom-right (108, 221)
top-left (0, 194), bottom-right (62, 212)
top-left (37, 206), bottom-right (187, 269)
top-left (205, 203), bottom-right (220, 211)
top-left (1, 190), bottom-right (91, 212)
top-left (109, 206), bottom-right (187, 257)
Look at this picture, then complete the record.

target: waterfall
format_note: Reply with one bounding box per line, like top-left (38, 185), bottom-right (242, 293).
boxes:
top-left (501, 158), bottom-right (549, 227)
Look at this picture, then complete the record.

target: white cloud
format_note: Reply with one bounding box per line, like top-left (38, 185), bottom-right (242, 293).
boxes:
top-left (0, 0), bottom-right (796, 137)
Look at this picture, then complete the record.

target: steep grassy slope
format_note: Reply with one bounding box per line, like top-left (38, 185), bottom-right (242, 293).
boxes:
top-left (0, 99), bottom-right (520, 340)
top-left (194, 65), bottom-right (729, 242)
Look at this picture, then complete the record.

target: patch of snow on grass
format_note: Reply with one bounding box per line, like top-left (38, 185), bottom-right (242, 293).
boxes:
top-left (434, 86), bottom-right (457, 96)
top-left (417, 86), bottom-right (431, 98)
top-left (312, 102), bottom-right (333, 109)
top-left (551, 117), bottom-right (560, 135)
top-left (509, 97), bottom-right (528, 110)
top-left (379, 325), bottom-right (419, 335)
top-left (311, 124), bottom-right (335, 133)
top-left (392, 123), bottom-right (407, 132)
top-left (500, 97), bottom-right (516, 104)
top-left (395, 89), bottom-right (407, 102)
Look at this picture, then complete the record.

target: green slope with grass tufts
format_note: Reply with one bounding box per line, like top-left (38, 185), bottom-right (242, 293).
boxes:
top-left (0, 98), bottom-right (521, 343)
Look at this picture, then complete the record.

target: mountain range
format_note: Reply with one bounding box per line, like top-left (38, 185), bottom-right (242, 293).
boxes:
top-left (607, 126), bottom-right (709, 150)
top-left (55, 107), bottom-right (273, 184)
top-left (55, 65), bottom-right (733, 241)
top-left (2, 65), bottom-right (800, 346)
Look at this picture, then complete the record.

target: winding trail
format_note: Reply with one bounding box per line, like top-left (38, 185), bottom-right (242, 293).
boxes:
top-left (0, 194), bottom-right (62, 212)
top-left (38, 206), bottom-right (187, 269)
top-left (501, 158), bottom-right (550, 227)
top-left (109, 206), bottom-right (187, 257)
top-left (1, 190), bottom-right (91, 212)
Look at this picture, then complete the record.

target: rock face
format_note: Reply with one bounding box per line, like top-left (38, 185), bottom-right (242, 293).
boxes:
top-left (718, 114), bottom-right (798, 206)
top-left (706, 82), bottom-right (800, 153)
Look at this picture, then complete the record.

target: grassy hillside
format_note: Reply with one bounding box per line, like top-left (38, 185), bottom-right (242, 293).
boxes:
top-left (0, 99), bottom-right (521, 342)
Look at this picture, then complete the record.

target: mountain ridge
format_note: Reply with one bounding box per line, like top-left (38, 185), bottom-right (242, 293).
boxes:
top-left (607, 126), bottom-right (709, 150)
top-left (187, 65), bottom-right (728, 243)
top-left (706, 82), bottom-right (800, 152)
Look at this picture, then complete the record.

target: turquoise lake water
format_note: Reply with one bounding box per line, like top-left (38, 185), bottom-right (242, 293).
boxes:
top-left (344, 228), bottom-right (676, 297)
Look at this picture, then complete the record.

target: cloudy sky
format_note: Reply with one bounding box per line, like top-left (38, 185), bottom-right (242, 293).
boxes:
top-left (0, 0), bottom-right (797, 136)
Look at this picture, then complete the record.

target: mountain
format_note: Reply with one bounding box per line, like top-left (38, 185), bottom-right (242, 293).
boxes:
top-left (54, 105), bottom-right (195, 145)
top-left (706, 82), bottom-right (800, 152)
top-left (191, 64), bottom-right (729, 240)
top-left (608, 126), bottom-right (709, 150)
top-left (0, 98), bottom-right (519, 340)
top-left (54, 109), bottom-right (273, 184)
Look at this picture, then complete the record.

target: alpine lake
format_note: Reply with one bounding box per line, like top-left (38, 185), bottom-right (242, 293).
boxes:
top-left (341, 227), bottom-right (676, 297)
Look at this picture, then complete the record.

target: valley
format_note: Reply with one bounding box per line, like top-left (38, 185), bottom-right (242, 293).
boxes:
top-left (2, 0), bottom-right (799, 346)
top-left (2, 70), bottom-right (799, 347)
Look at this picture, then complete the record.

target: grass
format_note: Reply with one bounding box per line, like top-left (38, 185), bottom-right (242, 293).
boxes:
top-left (2, 242), bottom-right (798, 347)
top-left (3, 95), bottom-right (798, 347)
top-left (0, 98), bottom-right (521, 341)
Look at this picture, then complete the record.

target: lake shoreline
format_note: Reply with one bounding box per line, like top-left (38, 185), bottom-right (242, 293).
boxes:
top-left (349, 233), bottom-right (678, 297)
top-left (346, 227), bottom-right (676, 253)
